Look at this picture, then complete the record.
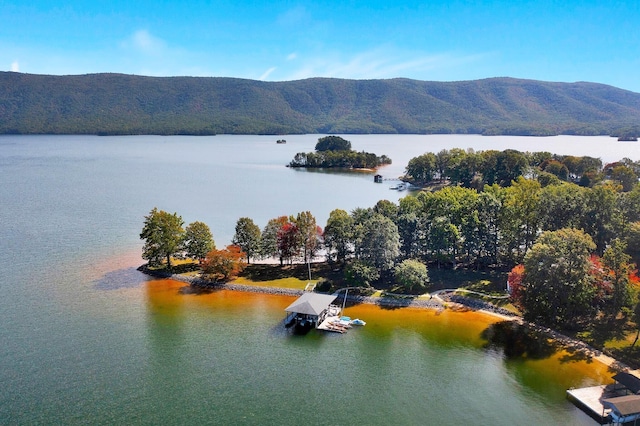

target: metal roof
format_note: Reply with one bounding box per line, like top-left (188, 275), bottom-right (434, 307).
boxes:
top-left (284, 293), bottom-right (337, 316)
top-left (613, 372), bottom-right (640, 394)
top-left (603, 395), bottom-right (640, 416)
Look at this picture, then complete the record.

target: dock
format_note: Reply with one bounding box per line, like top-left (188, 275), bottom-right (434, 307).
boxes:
top-left (567, 385), bottom-right (618, 423)
top-left (567, 371), bottom-right (640, 424)
top-left (317, 315), bottom-right (350, 333)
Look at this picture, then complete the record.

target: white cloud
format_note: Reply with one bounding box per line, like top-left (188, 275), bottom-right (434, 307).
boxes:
top-left (11, 61), bottom-right (19, 72)
top-left (283, 46), bottom-right (491, 81)
top-left (259, 67), bottom-right (277, 80)
top-left (122, 30), bottom-right (166, 55)
top-left (287, 52), bottom-right (297, 61)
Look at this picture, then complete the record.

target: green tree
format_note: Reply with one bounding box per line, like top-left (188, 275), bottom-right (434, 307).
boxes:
top-left (611, 164), bottom-right (638, 192)
top-left (427, 216), bottom-right (459, 269)
top-left (500, 177), bottom-right (541, 263)
top-left (474, 191), bottom-right (502, 267)
top-left (397, 211), bottom-right (422, 260)
top-left (315, 135), bottom-right (352, 151)
top-left (261, 216), bottom-right (289, 264)
top-left (581, 184), bottom-right (623, 253)
top-left (373, 199), bottom-right (398, 222)
top-left (183, 221), bottom-right (215, 264)
top-left (543, 160), bottom-right (570, 181)
top-left (538, 183), bottom-right (587, 231)
top-left (351, 207), bottom-right (376, 259)
top-left (620, 183), bottom-right (640, 224)
top-left (140, 208), bottom-right (184, 269)
top-left (435, 149), bottom-right (451, 181)
top-left (323, 209), bottom-right (354, 263)
top-left (344, 260), bottom-right (379, 287)
top-left (625, 221), bottom-right (640, 257)
top-left (405, 152), bottom-right (437, 183)
top-left (445, 148), bottom-right (475, 186)
top-left (397, 196), bottom-right (423, 259)
top-left (357, 214), bottom-right (400, 271)
top-left (632, 294), bottom-right (640, 347)
top-left (601, 238), bottom-right (633, 319)
top-left (295, 211), bottom-right (321, 263)
top-left (394, 259), bottom-right (429, 293)
top-left (232, 217), bottom-right (261, 263)
top-left (521, 228), bottom-right (596, 328)
top-left (494, 149), bottom-right (529, 186)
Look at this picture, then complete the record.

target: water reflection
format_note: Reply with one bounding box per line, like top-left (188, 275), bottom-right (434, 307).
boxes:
top-left (481, 321), bottom-right (559, 360)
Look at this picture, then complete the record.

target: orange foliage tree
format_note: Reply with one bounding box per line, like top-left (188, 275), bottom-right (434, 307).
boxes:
top-left (507, 264), bottom-right (525, 310)
top-left (201, 245), bottom-right (247, 282)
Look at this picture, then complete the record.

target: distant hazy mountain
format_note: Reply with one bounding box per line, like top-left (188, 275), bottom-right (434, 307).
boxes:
top-left (1, 72), bottom-right (639, 136)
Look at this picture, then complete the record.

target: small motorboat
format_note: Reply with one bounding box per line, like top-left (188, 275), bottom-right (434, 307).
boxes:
top-left (351, 318), bottom-right (366, 326)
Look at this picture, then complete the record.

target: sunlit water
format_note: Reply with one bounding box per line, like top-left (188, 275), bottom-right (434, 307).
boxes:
top-left (1, 134), bottom-right (635, 424)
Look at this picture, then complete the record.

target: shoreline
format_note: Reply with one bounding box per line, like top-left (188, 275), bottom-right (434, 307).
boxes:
top-left (140, 265), bottom-right (637, 375)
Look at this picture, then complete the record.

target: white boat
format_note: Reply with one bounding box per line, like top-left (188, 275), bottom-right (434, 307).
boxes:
top-left (351, 318), bottom-right (366, 326)
top-left (337, 316), bottom-right (353, 327)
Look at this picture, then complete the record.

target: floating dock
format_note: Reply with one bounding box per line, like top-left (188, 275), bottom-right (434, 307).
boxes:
top-left (317, 315), bottom-right (350, 333)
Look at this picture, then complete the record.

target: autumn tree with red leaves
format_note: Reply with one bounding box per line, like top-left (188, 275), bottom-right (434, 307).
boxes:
top-left (277, 221), bottom-right (300, 265)
top-left (507, 264), bottom-right (525, 309)
top-left (201, 245), bottom-right (247, 282)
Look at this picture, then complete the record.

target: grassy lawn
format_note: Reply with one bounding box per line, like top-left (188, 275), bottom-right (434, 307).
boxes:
top-left (428, 268), bottom-right (508, 293)
top-left (231, 276), bottom-right (313, 289)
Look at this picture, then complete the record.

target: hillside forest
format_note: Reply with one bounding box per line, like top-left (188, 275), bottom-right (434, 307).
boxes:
top-left (2, 72), bottom-right (640, 136)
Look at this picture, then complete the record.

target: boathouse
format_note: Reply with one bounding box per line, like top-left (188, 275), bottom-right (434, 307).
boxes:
top-left (284, 293), bottom-right (337, 328)
top-left (567, 372), bottom-right (640, 423)
top-left (603, 395), bottom-right (640, 424)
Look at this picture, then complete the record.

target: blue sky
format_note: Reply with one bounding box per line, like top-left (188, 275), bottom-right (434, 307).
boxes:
top-left (2, 0), bottom-right (639, 92)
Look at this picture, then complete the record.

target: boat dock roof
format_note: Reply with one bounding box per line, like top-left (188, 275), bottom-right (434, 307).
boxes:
top-left (567, 371), bottom-right (640, 423)
top-left (284, 293), bottom-right (337, 316)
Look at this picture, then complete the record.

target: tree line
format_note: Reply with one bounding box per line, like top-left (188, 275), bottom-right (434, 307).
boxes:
top-left (404, 148), bottom-right (640, 190)
top-left (141, 147), bottom-right (640, 327)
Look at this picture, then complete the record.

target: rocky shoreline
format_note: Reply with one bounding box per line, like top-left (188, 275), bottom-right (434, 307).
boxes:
top-left (139, 264), bottom-right (446, 309)
top-left (138, 264), bottom-right (635, 373)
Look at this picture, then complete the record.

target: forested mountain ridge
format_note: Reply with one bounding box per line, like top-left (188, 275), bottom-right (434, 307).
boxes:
top-left (1, 72), bottom-right (639, 136)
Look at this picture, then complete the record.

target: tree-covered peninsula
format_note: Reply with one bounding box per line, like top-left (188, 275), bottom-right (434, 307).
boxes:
top-left (288, 136), bottom-right (391, 169)
top-left (140, 146), bottom-right (640, 366)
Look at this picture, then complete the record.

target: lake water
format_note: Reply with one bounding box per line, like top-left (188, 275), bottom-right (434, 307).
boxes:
top-left (0, 134), bottom-right (635, 425)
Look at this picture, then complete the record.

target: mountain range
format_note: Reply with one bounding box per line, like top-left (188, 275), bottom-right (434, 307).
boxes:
top-left (1, 72), bottom-right (639, 136)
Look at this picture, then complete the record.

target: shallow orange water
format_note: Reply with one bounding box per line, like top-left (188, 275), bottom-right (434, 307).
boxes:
top-left (143, 278), bottom-right (613, 391)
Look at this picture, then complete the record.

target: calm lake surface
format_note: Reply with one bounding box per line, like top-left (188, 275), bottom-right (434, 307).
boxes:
top-left (1, 134), bottom-right (636, 425)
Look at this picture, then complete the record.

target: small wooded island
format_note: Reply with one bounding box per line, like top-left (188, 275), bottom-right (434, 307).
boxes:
top-left (288, 136), bottom-right (391, 169)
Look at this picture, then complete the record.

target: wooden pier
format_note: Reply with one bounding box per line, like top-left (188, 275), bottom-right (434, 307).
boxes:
top-left (317, 315), bottom-right (350, 333)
